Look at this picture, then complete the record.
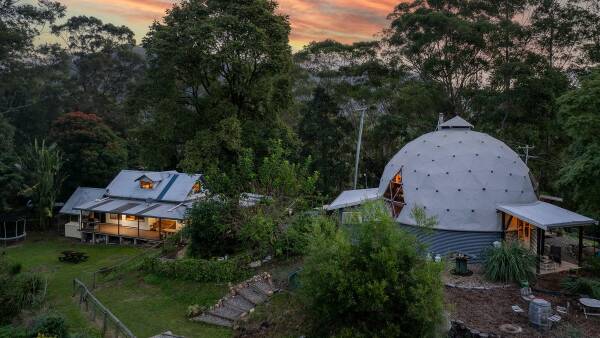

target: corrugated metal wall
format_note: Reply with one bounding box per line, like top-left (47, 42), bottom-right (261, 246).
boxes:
top-left (399, 224), bottom-right (501, 262)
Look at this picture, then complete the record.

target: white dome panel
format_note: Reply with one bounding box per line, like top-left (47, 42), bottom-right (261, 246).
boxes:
top-left (379, 127), bottom-right (537, 232)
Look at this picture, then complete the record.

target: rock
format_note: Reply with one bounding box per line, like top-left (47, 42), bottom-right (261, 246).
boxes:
top-left (249, 260), bottom-right (262, 268)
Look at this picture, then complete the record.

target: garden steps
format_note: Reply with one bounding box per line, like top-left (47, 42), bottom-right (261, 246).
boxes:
top-left (192, 272), bottom-right (275, 328)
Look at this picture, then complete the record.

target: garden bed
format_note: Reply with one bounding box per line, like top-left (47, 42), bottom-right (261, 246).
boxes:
top-left (445, 282), bottom-right (600, 337)
top-left (443, 263), bottom-right (510, 289)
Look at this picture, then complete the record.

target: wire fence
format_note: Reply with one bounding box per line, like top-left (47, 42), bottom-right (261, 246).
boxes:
top-left (73, 278), bottom-right (136, 338)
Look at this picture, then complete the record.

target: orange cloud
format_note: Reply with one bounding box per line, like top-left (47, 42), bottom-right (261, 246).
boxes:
top-left (52, 0), bottom-right (402, 50)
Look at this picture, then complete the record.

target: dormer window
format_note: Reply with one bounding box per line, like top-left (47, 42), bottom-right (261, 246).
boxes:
top-left (192, 181), bottom-right (202, 194)
top-left (140, 179), bottom-right (154, 190)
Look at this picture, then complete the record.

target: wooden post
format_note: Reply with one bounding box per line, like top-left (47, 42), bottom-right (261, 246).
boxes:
top-left (137, 217), bottom-right (140, 239)
top-left (501, 212), bottom-right (506, 240)
top-left (536, 228), bottom-right (542, 274)
top-left (102, 312), bottom-right (108, 337)
top-left (158, 218), bottom-right (162, 240)
top-left (117, 214), bottom-right (121, 236)
top-left (578, 227), bottom-right (584, 266)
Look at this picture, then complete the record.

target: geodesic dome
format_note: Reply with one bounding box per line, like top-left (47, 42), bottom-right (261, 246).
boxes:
top-left (378, 116), bottom-right (537, 232)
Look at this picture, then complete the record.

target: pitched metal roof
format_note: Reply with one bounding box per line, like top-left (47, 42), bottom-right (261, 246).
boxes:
top-left (497, 201), bottom-right (598, 230)
top-left (74, 198), bottom-right (190, 220)
top-left (105, 170), bottom-right (202, 203)
top-left (59, 187), bottom-right (106, 215)
top-left (327, 188), bottom-right (379, 211)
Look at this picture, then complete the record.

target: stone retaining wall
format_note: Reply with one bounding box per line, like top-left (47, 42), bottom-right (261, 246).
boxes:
top-left (448, 320), bottom-right (501, 338)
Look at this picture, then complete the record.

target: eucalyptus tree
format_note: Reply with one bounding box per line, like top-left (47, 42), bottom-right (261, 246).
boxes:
top-left (51, 16), bottom-right (145, 128)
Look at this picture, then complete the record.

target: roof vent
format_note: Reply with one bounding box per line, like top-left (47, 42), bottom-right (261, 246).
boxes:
top-left (438, 116), bottom-right (474, 130)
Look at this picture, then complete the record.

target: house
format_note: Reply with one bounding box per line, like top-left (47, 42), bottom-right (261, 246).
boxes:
top-left (60, 170), bottom-right (204, 244)
top-left (328, 116), bottom-right (597, 271)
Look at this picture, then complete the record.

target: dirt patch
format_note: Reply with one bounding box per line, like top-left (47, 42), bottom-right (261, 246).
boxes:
top-left (443, 263), bottom-right (509, 289)
top-left (445, 285), bottom-right (600, 337)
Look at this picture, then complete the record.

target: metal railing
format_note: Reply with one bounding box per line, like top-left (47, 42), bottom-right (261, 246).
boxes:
top-left (73, 278), bottom-right (136, 338)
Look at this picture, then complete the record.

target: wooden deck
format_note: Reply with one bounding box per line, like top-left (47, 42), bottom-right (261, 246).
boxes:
top-left (82, 223), bottom-right (161, 241)
top-left (539, 260), bottom-right (579, 275)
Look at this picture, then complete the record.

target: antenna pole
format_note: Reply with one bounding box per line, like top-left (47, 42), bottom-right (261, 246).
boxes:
top-left (353, 107), bottom-right (367, 190)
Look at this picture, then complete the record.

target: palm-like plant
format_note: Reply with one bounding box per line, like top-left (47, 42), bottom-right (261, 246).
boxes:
top-left (19, 139), bottom-right (65, 228)
top-left (483, 240), bottom-right (536, 283)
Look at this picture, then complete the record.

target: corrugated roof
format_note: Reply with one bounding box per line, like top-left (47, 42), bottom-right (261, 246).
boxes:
top-left (74, 198), bottom-right (190, 220)
top-left (105, 170), bottom-right (202, 203)
top-left (327, 188), bottom-right (379, 211)
top-left (60, 187), bottom-right (106, 215)
top-left (497, 201), bottom-right (597, 230)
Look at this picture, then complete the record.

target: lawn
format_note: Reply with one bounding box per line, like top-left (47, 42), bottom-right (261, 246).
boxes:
top-left (2, 233), bottom-right (232, 338)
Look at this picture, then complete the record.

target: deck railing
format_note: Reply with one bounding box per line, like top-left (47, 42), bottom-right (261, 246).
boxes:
top-left (73, 278), bottom-right (136, 338)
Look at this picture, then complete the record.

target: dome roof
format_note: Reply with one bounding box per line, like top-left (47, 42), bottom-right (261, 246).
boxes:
top-left (378, 118), bottom-right (537, 232)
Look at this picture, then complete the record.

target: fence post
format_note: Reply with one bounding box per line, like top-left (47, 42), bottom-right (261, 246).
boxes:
top-left (102, 312), bottom-right (108, 337)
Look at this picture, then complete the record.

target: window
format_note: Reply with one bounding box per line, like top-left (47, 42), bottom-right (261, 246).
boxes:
top-left (383, 168), bottom-right (405, 218)
top-left (109, 213), bottom-right (118, 220)
top-left (193, 181), bottom-right (202, 193)
top-left (126, 215), bottom-right (138, 221)
top-left (140, 180), bottom-right (154, 190)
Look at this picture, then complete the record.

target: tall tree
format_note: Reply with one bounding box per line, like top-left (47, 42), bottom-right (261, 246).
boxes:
top-left (299, 87), bottom-right (353, 195)
top-left (0, 115), bottom-right (22, 212)
top-left (386, 0), bottom-right (492, 113)
top-left (135, 0), bottom-right (295, 172)
top-left (51, 16), bottom-right (145, 128)
top-left (50, 112), bottom-right (127, 197)
top-left (556, 68), bottom-right (600, 219)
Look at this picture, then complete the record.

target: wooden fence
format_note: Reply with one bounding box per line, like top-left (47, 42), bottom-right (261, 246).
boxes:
top-left (73, 278), bottom-right (136, 338)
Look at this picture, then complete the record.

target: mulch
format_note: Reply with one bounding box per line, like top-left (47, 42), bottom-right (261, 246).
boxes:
top-left (445, 276), bottom-right (600, 338)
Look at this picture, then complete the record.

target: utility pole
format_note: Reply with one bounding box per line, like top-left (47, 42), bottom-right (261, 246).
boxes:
top-left (519, 145), bottom-right (537, 165)
top-left (353, 106), bottom-right (368, 190)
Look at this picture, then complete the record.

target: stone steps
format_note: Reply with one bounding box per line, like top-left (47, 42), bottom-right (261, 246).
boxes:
top-left (192, 272), bottom-right (274, 328)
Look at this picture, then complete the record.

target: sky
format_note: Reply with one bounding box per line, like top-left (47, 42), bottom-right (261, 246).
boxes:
top-left (47, 0), bottom-right (400, 50)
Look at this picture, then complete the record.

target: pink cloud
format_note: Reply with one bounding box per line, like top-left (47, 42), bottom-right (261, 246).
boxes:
top-left (54, 0), bottom-right (402, 49)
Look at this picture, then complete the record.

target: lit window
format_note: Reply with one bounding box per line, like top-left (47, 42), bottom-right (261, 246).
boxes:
top-left (126, 215), bottom-right (138, 221)
top-left (140, 180), bottom-right (154, 189)
top-left (193, 181), bottom-right (202, 193)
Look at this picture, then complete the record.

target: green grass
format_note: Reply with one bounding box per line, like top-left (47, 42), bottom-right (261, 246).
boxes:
top-left (94, 272), bottom-right (230, 338)
top-left (2, 233), bottom-right (232, 338)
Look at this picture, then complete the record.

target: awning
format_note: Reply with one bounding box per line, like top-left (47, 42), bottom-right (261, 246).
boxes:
top-left (74, 198), bottom-right (190, 220)
top-left (326, 188), bottom-right (379, 211)
top-left (497, 201), bottom-right (598, 230)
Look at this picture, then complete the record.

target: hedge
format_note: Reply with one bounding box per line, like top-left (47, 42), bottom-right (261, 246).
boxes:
top-left (140, 256), bottom-right (249, 283)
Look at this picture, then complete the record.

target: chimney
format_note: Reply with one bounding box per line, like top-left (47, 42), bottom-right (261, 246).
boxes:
top-left (436, 113), bottom-right (445, 131)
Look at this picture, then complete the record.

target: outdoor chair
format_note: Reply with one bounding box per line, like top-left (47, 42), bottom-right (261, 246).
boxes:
top-left (549, 245), bottom-right (562, 265)
top-left (556, 302), bottom-right (569, 316)
top-left (547, 314), bottom-right (561, 328)
top-left (520, 287), bottom-right (535, 302)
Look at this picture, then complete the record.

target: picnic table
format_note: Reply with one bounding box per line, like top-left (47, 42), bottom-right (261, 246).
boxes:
top-left (579, 298), bottom-right (600, 318)
top-left (58, 250), bottom-right (89, 264)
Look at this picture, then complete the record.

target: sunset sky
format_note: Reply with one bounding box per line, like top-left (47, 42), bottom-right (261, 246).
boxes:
top-left (46, 0), bottom-right (400, 50)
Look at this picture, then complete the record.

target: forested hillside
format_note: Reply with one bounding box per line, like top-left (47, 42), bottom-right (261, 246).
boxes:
top-left (2, 0), bottom-right (600, 222)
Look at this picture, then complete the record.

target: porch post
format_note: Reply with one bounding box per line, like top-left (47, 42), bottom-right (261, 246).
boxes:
top-left (137, 217), bottom-right (140, 238)
top-left (158, 218), bottom-right (162, 240)
top-left (501, 212), bottom-right (506, 240)
top-left (578, 226), bottom-right (584, 266)
top-left (536, 228), bottom-right (542, 274)
top-left (118, 214), bottom-right (120, 235)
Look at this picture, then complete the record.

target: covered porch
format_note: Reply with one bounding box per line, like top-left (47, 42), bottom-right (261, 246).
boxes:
top-left (498, 201), bottom-right (598, 275)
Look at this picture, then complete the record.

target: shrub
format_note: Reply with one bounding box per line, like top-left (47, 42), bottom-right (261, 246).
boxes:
top-left (0, 325), bottom-right (28, 338)
top-left (277, 213), bottom-right (337, 257)
top-left (238, 212), bottom-right (277, 257)
top-left (582, 256), bottom-right (600, 277)
top-left (561, 276), bottom-right (600, 298)
top-left (483, 240), bottom-right (536, 283)
top-left (140, 257), bottom-right (249, 283)
top-left (186, 200), bottom-right (238, 258)
top-left (9, 263), bottom-right (22, 275)
top-left (31, 313), bottom-right (68, 338)
top-left (300, 202), bottom-right (444, 338)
